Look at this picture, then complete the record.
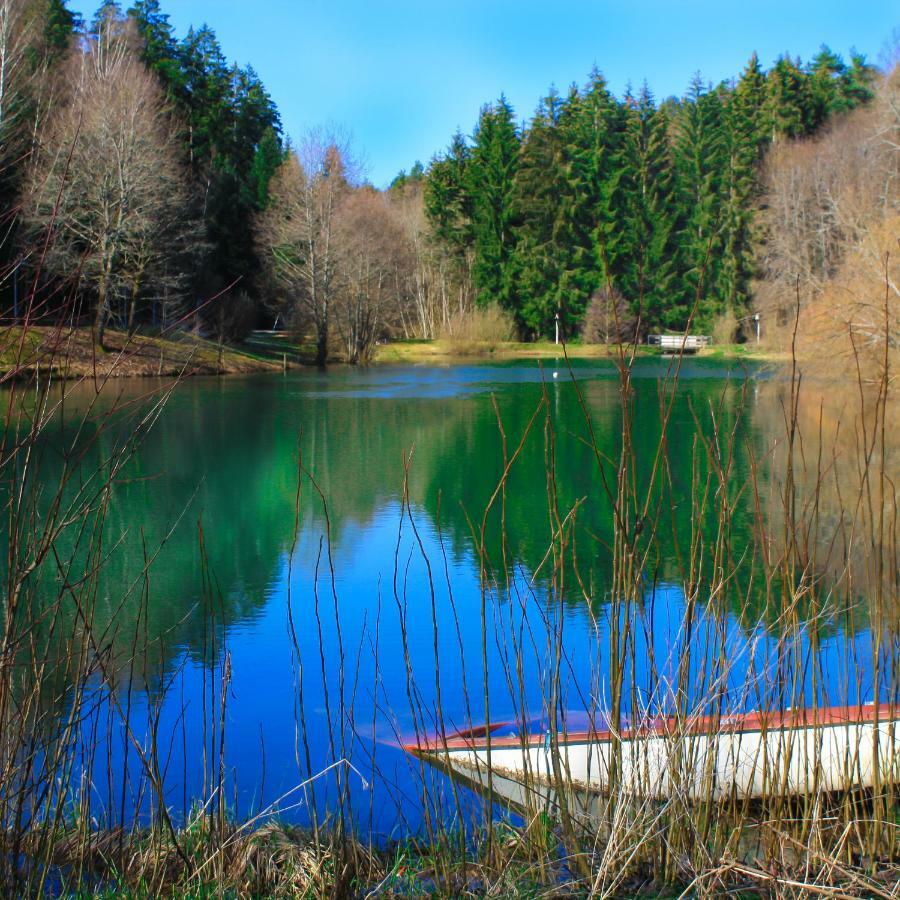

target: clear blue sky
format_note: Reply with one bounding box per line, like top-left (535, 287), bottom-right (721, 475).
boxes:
top-left (101, 1), bottom-right (900, 185)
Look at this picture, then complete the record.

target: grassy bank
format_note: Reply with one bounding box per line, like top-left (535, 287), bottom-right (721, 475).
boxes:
top-left (0, 326), bottom-right (791, 380)
top-left (0, 325), bottom-right (281, 380)
top-left (14, 810), bottom-right (900, 898)
top-left (373, 338), bottom-right (789, 365)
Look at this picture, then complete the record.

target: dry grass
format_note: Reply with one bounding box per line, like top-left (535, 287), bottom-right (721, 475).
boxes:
top-left (436, 303), bottom-right (517, 355)
top-left (0, 324), bottom-right (280, 380)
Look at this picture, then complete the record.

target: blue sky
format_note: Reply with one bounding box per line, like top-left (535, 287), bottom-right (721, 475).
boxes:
top-left (103, 1), bottom-right (899, 185)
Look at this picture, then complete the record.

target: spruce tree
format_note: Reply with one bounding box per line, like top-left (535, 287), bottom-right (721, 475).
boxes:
top-left (842, 52), bottom-right (878, 109)
top-left (179, 25), bottom-right (233, 169)
top-left (808, 45), bottom-right (848, 127)
top-left (44, 0), bottom-right (81, 60)
top-left (467, 97), bottom-right (520, 312)
top-left (508, 89), bottom-right (567, 334)
top-left (424, 131), bottom-right (474, 270)
top-left (672, 74), bottom-right (726, 329)
top-left (618, 83), bottom-right (679, 333)
top-left (562, 70), bottom-right (627, 328)
top-left (734, 53), bottom-right (768, 150)
top-left (91, 0), bottom-right (125, 37)
top-left (716, 84), bottom-right (758, 315)
top-left (128, 1), bottom-right (184, 96)
top-left (249, 128), bottom-right (285, 209)
top-left (765, 55), bottom-right (814, 140)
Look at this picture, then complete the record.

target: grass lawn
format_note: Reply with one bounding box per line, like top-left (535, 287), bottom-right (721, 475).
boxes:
top-left (373, 338), bottom-right (787, 365)
top-left (0, 326), bottom-right (789, 381)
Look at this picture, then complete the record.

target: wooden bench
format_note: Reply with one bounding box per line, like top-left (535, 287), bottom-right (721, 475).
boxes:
top-left (647, 334), bottom-right (710, 353)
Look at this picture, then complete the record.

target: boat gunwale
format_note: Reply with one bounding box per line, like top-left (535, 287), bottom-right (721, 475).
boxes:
top-left (404, 703), bottom-right (896, 755)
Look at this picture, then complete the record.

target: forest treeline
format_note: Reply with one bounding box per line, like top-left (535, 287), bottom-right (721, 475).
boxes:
top-left (1, 0), bottom-right (282, 346)
top-left (0, 0), bottom-right (894, 365)
top-left (424, 53), bottom-right (885, 341)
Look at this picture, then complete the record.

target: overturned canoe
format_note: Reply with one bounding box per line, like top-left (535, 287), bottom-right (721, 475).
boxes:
top-left (405, 704), bottom-right (899, 806)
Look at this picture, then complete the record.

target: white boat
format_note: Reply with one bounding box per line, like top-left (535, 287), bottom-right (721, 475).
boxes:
top-left (405, 704), bottom-right (898, 812)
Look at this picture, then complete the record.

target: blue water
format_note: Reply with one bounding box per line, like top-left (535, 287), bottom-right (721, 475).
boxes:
top-left (20, 361), bottom-right (885, 837)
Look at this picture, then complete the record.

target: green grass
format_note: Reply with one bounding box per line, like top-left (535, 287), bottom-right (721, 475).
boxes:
top-left (373, 338), bottom-right (785, 365)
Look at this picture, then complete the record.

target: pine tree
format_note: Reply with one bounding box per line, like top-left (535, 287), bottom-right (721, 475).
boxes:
top-left (467, 96), bottom-right (520, 312)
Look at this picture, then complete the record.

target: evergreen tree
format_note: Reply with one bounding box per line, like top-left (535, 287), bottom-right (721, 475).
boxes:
top-left (765, 55), bottom-right (814, 140)
top-left (672, 74), bottom-right (727, 328)
top-left (618, 83), bottom-right (679, 333)
top-left (391, 160), bottom-right (426, 190)
top-left (562, 70), bottom-right (627, 328)
top-left (734, 53), bottom-right (768, 150)
top-left (43, 0), bottom-right (81, 61)
top-left (508, 88), bottom-right (569, 334)
top-left (91, 0), bottom-right (125, 37)
top-left (249, 128), bottom-right (285, 209)
top-left (716, 86), bottom-right (758, 314)
top-left (179, 25), bottom-right (232, 168)
top-left (842, 51), bottom-right (878, 108)
top-left (467, 96), bottom-right (520, 312)
top-left (808, 45), bottom-right (848, 127)
top-left (232, 66), bottom-right (280, 170)
top-left (128, 0), bottom-right (184, 95)
top-left (424, 131), bottom-right (473, 267)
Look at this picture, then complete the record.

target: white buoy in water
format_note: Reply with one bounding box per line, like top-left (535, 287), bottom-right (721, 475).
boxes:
top-left (553, 371), bottom-right (558, 378)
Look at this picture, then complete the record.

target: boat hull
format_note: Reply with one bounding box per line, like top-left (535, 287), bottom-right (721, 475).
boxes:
top-left (407, 706), bottom-right (899, 804)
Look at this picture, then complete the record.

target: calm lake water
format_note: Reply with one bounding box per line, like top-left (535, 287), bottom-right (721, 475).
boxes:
top-left (16, 359), bottom-right (888, 836)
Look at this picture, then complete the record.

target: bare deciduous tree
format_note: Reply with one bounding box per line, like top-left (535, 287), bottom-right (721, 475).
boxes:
top-left (333, 187), bottom-right (409, 363)
top-left (23, 17), bottom-right (191, 347)
top-left (759, 66), bottom-right (899, 374)
top-left (388, 180), bottom-right (474, 339)
top-left (257, 128), bottom-right (355, 365)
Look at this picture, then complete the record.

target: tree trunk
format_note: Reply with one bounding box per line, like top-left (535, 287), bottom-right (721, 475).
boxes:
top-left (127, 278), bottom-right (141, 336)
top-left (94, 290), bottom-right (108, 351)
top-left (95, 281), bottom-right (109, 350)
top-left (315, 325), bottom-right (328, 368)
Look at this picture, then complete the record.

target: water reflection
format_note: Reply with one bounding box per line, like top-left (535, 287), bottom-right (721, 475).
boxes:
top-left (5, 360), bottom-right (893, 835)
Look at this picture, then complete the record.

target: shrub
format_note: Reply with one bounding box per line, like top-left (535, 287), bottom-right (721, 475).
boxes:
top-left (438, 303), bottom-right (516, 353)
top-left (581, 287), bottom-right (638, 344)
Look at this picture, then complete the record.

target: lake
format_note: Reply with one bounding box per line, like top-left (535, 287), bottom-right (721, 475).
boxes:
top-left (8, 358), bottom-right (890, 838)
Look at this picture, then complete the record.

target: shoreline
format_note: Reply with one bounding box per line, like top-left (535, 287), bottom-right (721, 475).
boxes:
top-left (0, 326), bottom-right (788, 382)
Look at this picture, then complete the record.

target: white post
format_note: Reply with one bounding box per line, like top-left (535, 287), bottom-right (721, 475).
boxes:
top-left (754, 313), bottom-right (760, 344)
top-left (555, 312), bottom-right (560, 345)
